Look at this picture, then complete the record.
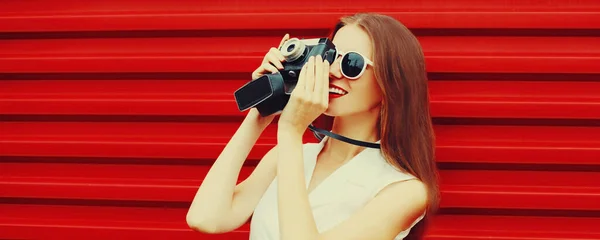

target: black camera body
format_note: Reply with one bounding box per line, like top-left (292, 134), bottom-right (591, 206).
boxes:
top-left (234, 37), bottom-right (337, 116)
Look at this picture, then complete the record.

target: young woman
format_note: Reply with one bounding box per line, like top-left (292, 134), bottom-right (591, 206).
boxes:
top-left (186, 13), bottom-right (440, 240)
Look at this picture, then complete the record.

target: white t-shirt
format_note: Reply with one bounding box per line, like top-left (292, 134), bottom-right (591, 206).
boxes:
top-left (249, 137), bottom-right (425, 240)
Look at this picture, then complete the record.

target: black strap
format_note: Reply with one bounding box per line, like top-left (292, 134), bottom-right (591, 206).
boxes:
top-left (308, 124), bottom-right (381, 149)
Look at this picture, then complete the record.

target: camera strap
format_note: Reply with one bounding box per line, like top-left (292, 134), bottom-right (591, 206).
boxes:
top-left (308, 124), bottom-right (381, 149)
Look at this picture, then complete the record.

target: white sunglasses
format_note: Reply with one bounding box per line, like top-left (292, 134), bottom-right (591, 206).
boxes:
top-left (336, 50), bottom-right (374, 80)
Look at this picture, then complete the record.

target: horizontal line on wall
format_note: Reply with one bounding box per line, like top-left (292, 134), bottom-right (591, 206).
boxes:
top-left (1, 28), bottom-right (600, 40)
top-left (437, 162), bottom-right (600, 172)
top-left (2, 72), bottom-right (598, 81)
top-left (0, 197), bottom-right (191, 209)
top-left (433, 117), bottom-right (600, 127)
top-left (2, 114), bottom-right (598, 127)
top-left (0, 72), bottom-right (251, 80)
top-left (3, 197), bottom-right (599, 218)
top-left (0, 114), bottom-right (247, 123)
top-left (0, 155), bottom-right (261, 166)
top-left (439, 207), bottom-right (600, 218)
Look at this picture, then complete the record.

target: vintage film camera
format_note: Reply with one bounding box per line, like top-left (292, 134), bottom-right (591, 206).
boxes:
top-left (234, 37), bottom-right (337, 116)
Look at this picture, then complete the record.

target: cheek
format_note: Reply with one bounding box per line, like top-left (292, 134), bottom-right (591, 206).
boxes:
top-left (368, 81), bottom-right (383, 102)
top-left (325, 75), bottom-right (382, 116)
top-left (357, 77), bottom-right (382, 105)
top-left (345, 78), bottom-right (382, 110)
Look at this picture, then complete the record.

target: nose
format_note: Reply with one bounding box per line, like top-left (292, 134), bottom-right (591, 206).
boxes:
top-left (329, 57), bottom-right (343, 79)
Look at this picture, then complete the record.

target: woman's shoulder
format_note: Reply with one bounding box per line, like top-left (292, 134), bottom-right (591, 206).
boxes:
top-left (367, 150), bottom-right (420, 193)
top-left (369, 149), bottom-right (417, 177)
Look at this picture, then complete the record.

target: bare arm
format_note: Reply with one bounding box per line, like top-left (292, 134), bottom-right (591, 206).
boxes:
top-left (186, 33), bottom-right (290, 234)
top-left (186, 108), bottom-right (278, 233)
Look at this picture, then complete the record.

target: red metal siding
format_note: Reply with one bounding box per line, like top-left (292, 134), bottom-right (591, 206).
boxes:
top-left (1, 1), bottom-right (599, 239)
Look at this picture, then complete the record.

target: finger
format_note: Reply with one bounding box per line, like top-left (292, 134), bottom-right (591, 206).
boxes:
top-left (268, 47), bottom-right (285, 62)
top-left (274, 49), bottom-right (286, 62)
top-left (296, 62), bottom-right (308, 91)
top-left (278, 33), bottom-right (290, 48)
top-left (323, 60), bottom-right (330, 103)
top-left (261, 62), bottom-right (279, 74)
top-left (266, 52), bottom-right (284, 69)
top-left (305, 56), bottom-right (315, 92)
top-left (313, 55), bottom-right (324, 103)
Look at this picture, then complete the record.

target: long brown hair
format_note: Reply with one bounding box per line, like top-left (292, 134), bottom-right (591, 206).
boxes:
top-left (325, 13), bottom-right (440, 239)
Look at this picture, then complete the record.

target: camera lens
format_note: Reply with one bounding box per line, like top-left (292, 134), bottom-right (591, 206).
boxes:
top-left (280, 38), bottom-right (306, 62)
top-left (287, 44), bottom-right (296, 52)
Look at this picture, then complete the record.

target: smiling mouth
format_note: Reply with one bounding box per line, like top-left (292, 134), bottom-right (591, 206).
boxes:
top-left (328, 84), bottom-right (348, 98)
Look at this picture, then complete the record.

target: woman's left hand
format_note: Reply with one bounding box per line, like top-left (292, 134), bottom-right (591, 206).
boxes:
top-left (278, 55), bottom-right (330, 135)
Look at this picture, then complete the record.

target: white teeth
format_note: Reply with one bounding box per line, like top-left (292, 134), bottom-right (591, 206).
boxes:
top-left (328, 87), bottom-right (347, 95)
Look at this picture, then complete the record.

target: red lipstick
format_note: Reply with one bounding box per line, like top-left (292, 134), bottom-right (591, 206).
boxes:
top-left (328, 84), bottom-right (348, 99)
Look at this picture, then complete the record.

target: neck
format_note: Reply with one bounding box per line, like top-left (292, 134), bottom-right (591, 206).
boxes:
top-left (322, 107), bottom-right (380, 163)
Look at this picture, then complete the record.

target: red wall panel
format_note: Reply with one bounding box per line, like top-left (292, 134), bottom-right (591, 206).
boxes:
top-left (1, 1), bottom-right (599, 239)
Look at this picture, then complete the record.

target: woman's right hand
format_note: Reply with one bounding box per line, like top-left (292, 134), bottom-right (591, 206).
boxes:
top-left (251, 34), bottom-right (290, 80)
top-left (246, 34), bottom-right (291, 126)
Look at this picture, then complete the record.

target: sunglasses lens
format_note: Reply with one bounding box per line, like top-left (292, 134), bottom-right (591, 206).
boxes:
top-left (341, 52), bottom-right (365, 78)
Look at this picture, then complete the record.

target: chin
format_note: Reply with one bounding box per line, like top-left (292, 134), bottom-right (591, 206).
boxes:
top-left (323, 105), bottom-right (353, 117)
top-left (324, 100), bottom-right (382, 118)
top-left (323, 109), bottom-right (336, 117)
top-left (323, 106), bottom-right (342, 117)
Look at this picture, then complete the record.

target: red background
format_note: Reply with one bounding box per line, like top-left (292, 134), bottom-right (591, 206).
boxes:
top-left (1, 1), bottom-right (599, 239)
